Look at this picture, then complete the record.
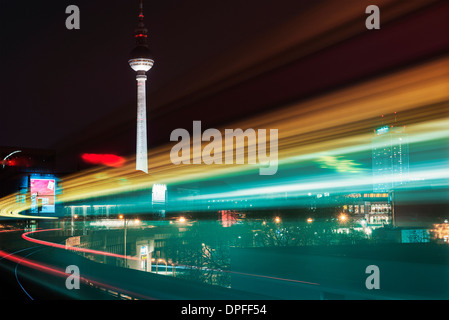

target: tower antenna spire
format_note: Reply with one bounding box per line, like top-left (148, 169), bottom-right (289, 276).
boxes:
top-left (134, 0), bottom-right (148, 47)
top-left (139, 0), bottom-right (144, 21)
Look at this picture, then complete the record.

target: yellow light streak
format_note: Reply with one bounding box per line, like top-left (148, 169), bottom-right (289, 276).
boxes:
top-left (1, 56), bottom-right (448, 218)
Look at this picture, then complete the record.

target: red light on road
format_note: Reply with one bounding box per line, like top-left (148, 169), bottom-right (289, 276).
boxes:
top-left (22, 229), bottom-right (138, 260)
top-left (81, 153), bottom-right (125, 167)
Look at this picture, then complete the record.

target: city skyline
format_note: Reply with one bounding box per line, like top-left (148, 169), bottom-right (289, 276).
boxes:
top-left (0, 0), bottom-right (448, 304)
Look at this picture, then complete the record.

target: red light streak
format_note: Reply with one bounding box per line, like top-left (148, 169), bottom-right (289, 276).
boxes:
top-left (0, 248), bottom-right (155, 300)
top-left (0, 248), bottom-right (70, 278)
top-left (20, 229), bottom-right (319, 294)
top-left (0, 228), bottom-right (21, 233)
top-left (81, 153), bottom-right (125, 167)
top-left (22, 229), bottom-right (138, 261)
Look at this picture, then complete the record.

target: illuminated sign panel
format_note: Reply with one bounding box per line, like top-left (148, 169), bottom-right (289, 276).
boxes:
top-left (152, 184), bottom-right (167, 204)
top-left (363, 193), bottom-right (389, 198)
top-left (376, 126), bottom-right (390, 135)
top-left (30, 179), bottom-right (56, 213)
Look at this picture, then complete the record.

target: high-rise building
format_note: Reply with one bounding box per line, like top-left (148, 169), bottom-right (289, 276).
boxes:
top-left (129, 0), bottom-right (154, 174)
top-left (372, 123), bottom-right (409, 192)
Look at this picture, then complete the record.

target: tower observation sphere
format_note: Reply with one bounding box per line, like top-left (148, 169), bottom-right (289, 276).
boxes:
top-left (129, 47), bottom-right (154, 72)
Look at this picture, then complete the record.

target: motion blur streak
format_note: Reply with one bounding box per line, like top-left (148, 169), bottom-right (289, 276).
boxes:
top-left (21, 229), bottom-right (320, 289)
top-left (22, 229), bottom-right (139, 261)
top-left (225, 270), bottom-right (319, 286)
top-left (0, 248), bottom-right (155, 300)
top-left (0, 248), bottom-right (69, 278)
top-left (1, 56), bottom-right (448, 217)
top-left (0, 229), bottom-right (21, 233)
top-left (159, 0), bottom-right (441, 106)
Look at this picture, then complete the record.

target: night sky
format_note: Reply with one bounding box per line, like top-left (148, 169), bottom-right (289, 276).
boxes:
top-left (1, 0), bottom-right (318, 150)
top-left (1, 0), bottom-right (448, 163)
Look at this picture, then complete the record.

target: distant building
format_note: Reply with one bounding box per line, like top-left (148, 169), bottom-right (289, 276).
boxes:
top-left (340, 193), bottom-right (391, 227)
top-left (372, 125), bottom-right (409, 192)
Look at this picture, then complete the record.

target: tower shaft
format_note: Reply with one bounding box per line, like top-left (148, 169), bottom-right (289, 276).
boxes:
top-left (136, 73), bottom-right (148, 173)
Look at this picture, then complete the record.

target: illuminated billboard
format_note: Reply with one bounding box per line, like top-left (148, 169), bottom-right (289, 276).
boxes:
top-left (152, 184), bottom-right (167, 204)
top-left (30, 178), bottom-right (56, 213)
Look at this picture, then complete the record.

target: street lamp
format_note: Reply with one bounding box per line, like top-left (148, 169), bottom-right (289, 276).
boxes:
top-left (119, 214), bottom-right (127, 267)
top-left (274, 216), bottom-right (281, 224)
top-left (168, 259), bottom-right (176, 277)
top-left (151, 258), bottom-right (158, 274)
top-left (119, 215), bottom-right (140, 267)
top-left (158, 258), bottom-right (168, 275)
top-left (339, 213), bottom-right (348, 222)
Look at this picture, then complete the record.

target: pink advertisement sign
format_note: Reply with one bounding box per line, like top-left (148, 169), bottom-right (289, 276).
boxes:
top-left (30, 179), bottom-right (55, 213)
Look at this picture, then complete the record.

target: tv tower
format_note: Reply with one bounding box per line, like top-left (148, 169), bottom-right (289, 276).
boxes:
top-left (129, 0), bottom-right (154, 173)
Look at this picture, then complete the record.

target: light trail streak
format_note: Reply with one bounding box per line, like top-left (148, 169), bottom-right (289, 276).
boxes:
top-left (21, 229), bottom-right (139, 261)
top-left (0, 248), bottom-right (75, 280)
top-left (20, 229), bottom-right (321, 289)
top-left (0, 229), bottom-right (22, 233)
top-left (155, 0), bottom-right (440, 108)
top-left (1, 56), bottom-right (448, 217)
top-left (186, 167), bottom-right (449, 202)
top-left (175, 263), bottom-right (320, 287)
top-left (15, 247), bottom-right (42, 300)
top-left (0, 246), bottom-right (155, 300)
top-left (224, 270), bottom-right (320, 286)
top-left (0, 246), bottom-right (40, 262)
